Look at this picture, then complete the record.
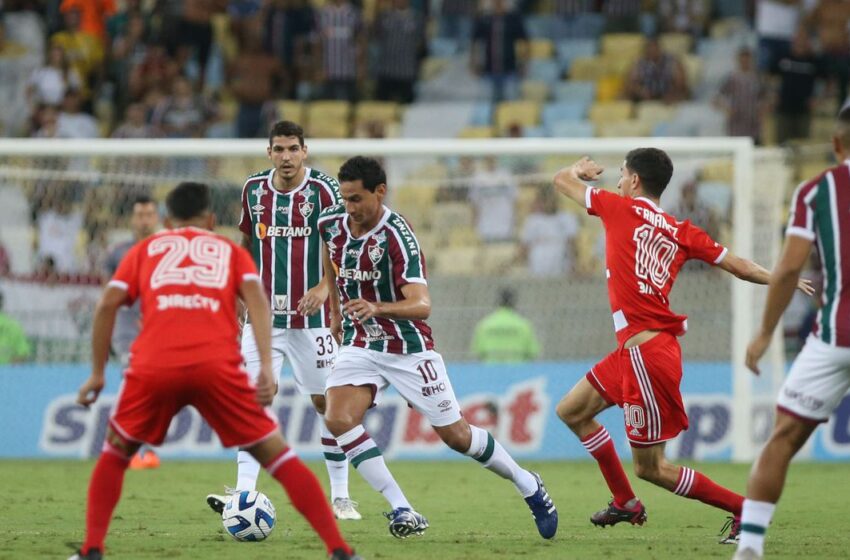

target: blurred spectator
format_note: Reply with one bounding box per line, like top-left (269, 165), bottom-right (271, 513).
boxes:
top-left (128, 43), bottom-right (180, 102)
top-left (56, 88), bottom-right (99, 138)
top-left (468, 156), bottom-right (517, 242)
top-left (170, 0), bottom-right (226, 90)
top-left (150, 76), bottom-right (215, 138)
top-left (625, 37), bottom-right (689, 103)
top-left (229, 23), bottom-right (282, 137)
top-left (470, 0), bottom-right (528, 104)
top-left (37, 195), bottom-right (83, 273)
top-left (109, 10), bottom-right (148, 108)
top-left (657, 0), bottom-right (709, 37)
top-left (0, 291), bottom-right (31, 364)
top-left (806, 0), bottom-right (850, 107)
top-left (717, 48), bottom-right (770, 143)
top-left (111, 102), bottom-right (158, 138)
top-left (373, 0), bottom-right (425, 104)
top-left (228, 0), bottom-right (263, 39)
top-left (601, 0), bottom-right (642, 33)
top-left (50, 6), bottom-right (104, 100)
top-left (673, 180), bottom-right (720, 240)
top-left (27, 44), bottom-right (82, 107)
top-left (32, 104), bottom-right (60, 137)
top-left (60, 0), bottom-right (117, 45)
top-left (0, 242), bottom-right (10, 276)
top-left (106, 0), bottom-right (144, 42)
top-left (774, 29), bottom-right (823, 144)
top-left (314, 0), bottom-right (365, 102)
top-left (0, 19), bottom-right (28, 59)
top-left (263, 0), bottom-right (315, 99)
top-left (470, 288), bottom-right (540, 363)
top-left (755, 0), bottom-right (803, 72)
top-left (437, 0), bottom-right (475, 41)
top-left (519, 188), bottom-right (579, 277)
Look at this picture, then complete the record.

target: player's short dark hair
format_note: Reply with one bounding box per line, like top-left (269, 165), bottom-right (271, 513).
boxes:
top-left (269, 120), bottom-right (304, 146)
top-left (166, 182), bottom-right (211, 220)
top-left (338, 156), bottom-right (386, 193)
top-left (499, 288), bottom-right (516, 308)
top-left (133, 194), bottom-right (155, 207)
top-left (624, 147), bottom-right (674, 198)
top-left (836, 104), bottom-right (850, 144)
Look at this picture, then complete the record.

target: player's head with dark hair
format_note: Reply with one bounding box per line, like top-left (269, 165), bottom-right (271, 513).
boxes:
top-left (834, 104), bottom-right (850, 158)
top-left (338, 156), bottom-right (388, 230)
top-left (619, 147), bottom-right (674, 199)
top-left (131, 194), bottom-right (159, 240)
top-left (165, 182), bottom-right (214, 229)
top-left (269, 120), bottom-right (304, 147)
top-left (499, 288), bottom-right (516, 309)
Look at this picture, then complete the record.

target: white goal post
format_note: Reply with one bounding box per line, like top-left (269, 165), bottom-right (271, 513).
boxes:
top-left (0, 137), bottom-right (783, 462)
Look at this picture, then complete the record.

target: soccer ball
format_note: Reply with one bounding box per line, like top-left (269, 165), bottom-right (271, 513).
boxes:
top-left (221, 490), bottom-right (276, 542)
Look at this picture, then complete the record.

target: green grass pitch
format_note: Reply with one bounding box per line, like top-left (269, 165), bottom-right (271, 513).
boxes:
top-left (3, 460), bottom-right (847, 559)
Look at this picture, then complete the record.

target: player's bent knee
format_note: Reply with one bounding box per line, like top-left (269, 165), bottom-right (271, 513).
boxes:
top-left (632, 461), bottom-right (662, 484)
top-left (435, 420), bottom-right (472, 452)
top-left (105, 427), bottom-right (140, 458)
top-left (555, 398), bottom-right (587, 430)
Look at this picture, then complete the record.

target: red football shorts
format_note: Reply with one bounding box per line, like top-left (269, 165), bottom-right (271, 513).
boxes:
top-left (109, 359), bottom-right (279, 448)
top-left (585, 332), bottom-right (688, 447)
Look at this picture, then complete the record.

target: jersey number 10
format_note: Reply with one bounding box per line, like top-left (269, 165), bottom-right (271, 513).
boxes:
top-left (149, 235), bottom-right (232, 289)
top-left (632, 224), bottom-right (677, 289)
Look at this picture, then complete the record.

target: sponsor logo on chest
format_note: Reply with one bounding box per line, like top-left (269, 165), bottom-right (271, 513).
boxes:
top-left (255, 223), bottom-right (312, 239)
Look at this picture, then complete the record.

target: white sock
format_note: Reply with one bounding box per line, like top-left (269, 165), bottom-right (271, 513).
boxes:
top-left (236, 450), bottom-right (261, 491)
top-left (464, 425), bottom-right (538, 497)
top-left (738, 498), bottom-right (776, 555)
top-left (319, 413), bottom-right (350, 502)
top-left (336, 425), bottom-right (411, 510)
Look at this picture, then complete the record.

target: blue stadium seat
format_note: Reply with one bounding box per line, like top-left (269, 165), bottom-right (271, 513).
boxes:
top-left (542, 101), bottom-right (588, 125)
top-left (528, 59), bottom-right (562, 84)
top-left (547, 120), bottom-right (595, 138)
top-left (555, 39), bottom-right (597, 73)
top-left (553, 13), bottom-right (605, 40)
top-left (525, 15), bottom-right (552, 39)
top-left (551, 81), bottom-right (596, 105)
top-left (523, 125), bottom-right (548, 137)
top-left (470, 102), bottom-right (493, 126)
top-left (430, 37), bottom-right (460, 58)
top-left (697, 181), bottom-right (733, 215)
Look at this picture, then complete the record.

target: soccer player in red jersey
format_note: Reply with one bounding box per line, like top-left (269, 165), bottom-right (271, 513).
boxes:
top-left (551, 149), bottom-right (813, 543)
top-left (68, 182), bottom-right (358, 560)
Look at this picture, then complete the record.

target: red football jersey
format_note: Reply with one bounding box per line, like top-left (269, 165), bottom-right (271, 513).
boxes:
top-left (586, 188), bottom-right (727, 346)
top-left (109, 227), bottom-right (260, 369)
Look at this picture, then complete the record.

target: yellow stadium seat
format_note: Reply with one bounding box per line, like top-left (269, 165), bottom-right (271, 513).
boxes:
top-left (276, 100), bottom-right (304, 124)
top-left (528, 39), bottom-right (554, 59)
top-left (458, 126), bottom-right (494, 138)
top-left (597, 120), bottom-right (651, 137)
top-left (595, 75), bottom-right (624, 101)
top-left (588, 100), bottom-right (633, 125)
top-left (355, 101), bottom-right (399, 124)
top-left (636, 101), bottom-right (677, 127)
top-left (432, 246), bottom-right (479, 275)
top-left (447, 225), bottom-right (479, 248)
top-left (680, 54), bottom-right (702, 90)
top-left (495, 100), bottom-right (541, 133)
top-left (480, 242), bottom-right (517, 273)
top-left (521, 80), bottom-right (550, 102)
top-left (602, 55), bottom-right (635, 78)
top-left (601, 33), bottom-right (646, 57)
top-left (307, 100), bottom-right (350, 123)
top-left (307, 117), bottom-right (350, 138)
top-left (569, 56), bottom-right (606, 81)
top-left (431, 202), bottom-right (474, 234)
top-left (700, 160), bottom-right (733, 182)
top-left (659, 32), bottom-right (693, 56)
top-left (218, 100), bottom-right (238, 122)
top-left (420, 57), bottom-right (448, 80)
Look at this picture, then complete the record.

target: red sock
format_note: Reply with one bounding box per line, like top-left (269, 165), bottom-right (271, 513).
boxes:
top-left (673, 467), bottom-right (744, 515)
top-left (265, 448), bottom-right (351, 555)
top-left (580, 426), bottom-right (636, 506)
top-left (82, 443), bottom-right (131, 554)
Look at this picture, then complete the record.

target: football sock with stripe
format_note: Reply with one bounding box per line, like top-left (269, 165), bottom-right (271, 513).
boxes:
top-left (337, 425), bottom-right (411, 510)
top-left (580, 426), bottom-right (636, 506)
top-left (236, 450), bottom-right (261, 491)
top-left (264, 447), bottom-right (352, 556)
top-left (319, 414), bottom-right (350, 502)
top-left (82, 441), bottom-right (131, 555)
top-left (673, 466), bottom-right (744, 514)
top-left (464, 425), bottom-right (538, 497)
top-left (737, 499), bottom-right (775, 555)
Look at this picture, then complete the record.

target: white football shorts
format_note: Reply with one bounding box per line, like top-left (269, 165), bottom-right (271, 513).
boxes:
top-left (777, 335), bottom-right (850, 422)
top-left (327, 346), bottom-right (462, 427)
top-left (241, 323), bottom-right (336, 395)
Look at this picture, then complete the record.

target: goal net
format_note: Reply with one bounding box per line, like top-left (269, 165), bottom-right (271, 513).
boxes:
top-left (0, 137), bottom-right (792, 461)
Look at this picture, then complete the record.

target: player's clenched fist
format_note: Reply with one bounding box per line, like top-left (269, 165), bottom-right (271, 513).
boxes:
top-left (77, 374), bottom-right (105, 407)
top-left (572, 156), bottom-right (604, 181)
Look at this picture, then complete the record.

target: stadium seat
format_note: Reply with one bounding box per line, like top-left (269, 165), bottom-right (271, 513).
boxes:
top-left (528, 39), bottom-right (555, 60)
top-left (547, 120), bottom-right (595, 138)
top-left (595, 75), bottom-right (624, 102)
top-left (480, 242), bottom-right (517, 273)
top-left (568, 56), bottom-right (606, 81)
top-left (636, 101), bottom-right (678, 128)
top-left (402, 102), bottom-right (476, 137)
top-left (555, 12), bottom-right (605, 40)
top-left (555, 39), bottom-right (598, 72)
top-left (521, 80), bottom-right (550, 102)
top-left (680, 54), bottom-right (703, 90)
top-left (552, 81), bottom-right (596, 104)
top-left (458, 126), bottom-right (495, 138)
top-left (470, 102), bottom-right (493, 126)
top-left (523, 125), bottom-right (547, 137)
top-left (495, 100), bottom-right (541, 133)
top-left (447, 225), bottom-right (479, 247)
top-left (432, 202), bottom-right (475, 236)
top-left (355, 101), bottom-right (399, 127)
top-left (307, 118), bottom-right (350, 138)
top-left (601, 55), bottom-right (635, 77)
top-left (659, 32), bottom-right (693, 56)
top-left (419, 57), bottom-right (449, 80)
top-left (542, 101), bottom-right (587, 125)
top-left (697, 181), bottom-right (733, 215)
top-left (597, 120), bottom-right (651, 137)
top-left (601, 33), bottom-right (646, 57)
top-left (432, 246), bottom-right (479, 275)
top-left (430, 37), bottom-right (459, 57)
top-left (528, 59), bottom-right (562, 84)
top-left (588, 100), bottom-right (633, 125)
top-left (276, 100), bottom-right (304, 124)
top-left (525, 14), bottom-right (553, 39)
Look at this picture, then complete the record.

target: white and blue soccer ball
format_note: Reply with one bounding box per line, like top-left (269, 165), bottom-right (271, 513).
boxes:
top-left (221, 490), bottom-right (276, 542)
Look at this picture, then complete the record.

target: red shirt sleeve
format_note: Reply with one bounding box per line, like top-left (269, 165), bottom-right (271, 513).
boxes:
top-left (683, 222), bottom-right (727, 265)
top-left (233, 243), bottom-right (259, 285)
top-left (586, 188), bottom-right (628, 221)
top-left (109, 241), bottom-right (142, 303)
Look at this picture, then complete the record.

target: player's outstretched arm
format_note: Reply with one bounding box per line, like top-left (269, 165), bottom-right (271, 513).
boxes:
top-left (344, 283), bottom-right (431, 323)
top-left (78, 285), bottom-right (126, 407)
top-left (240, 278), bottom-right (276, 405)
top-left (716, 251), bottom-right (814, 295)
top-left (746, 235), bottom-right (814, 374)
top-left (553, 156), bottom-right (603, 207)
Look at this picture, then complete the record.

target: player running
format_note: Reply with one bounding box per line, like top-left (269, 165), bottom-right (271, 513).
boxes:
top-left (551, 149), bottom-right (813, 543)
top-left (206, 120), bottom-right (359, 521)
top-left (734, 108), bottom-right (850, 560)
top-left (313, 156), bottom-right (558, 540)
top-left (69, 182), bottom-right (359, 560)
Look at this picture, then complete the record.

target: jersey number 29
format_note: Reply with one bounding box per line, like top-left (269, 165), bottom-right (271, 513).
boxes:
top-left (149, 236), bottom-right (232, 289)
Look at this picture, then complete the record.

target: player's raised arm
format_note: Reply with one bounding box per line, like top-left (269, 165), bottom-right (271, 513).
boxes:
top-left (78, 284), bottom-right (128, 406)
top-left (553, 156), bottom-right (604, 206)
top-left (344, 283), bottom-right (431, 323)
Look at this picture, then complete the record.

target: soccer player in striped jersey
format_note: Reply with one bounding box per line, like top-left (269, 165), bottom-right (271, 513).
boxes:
top-left (551, 149), bottom-right (814, 545)
top-left (206, 121), bottom-right (360, 521)
top-left (315, 156), bottom-right (558, 540)
top-left (735, 108), bottom-right (850, 560)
